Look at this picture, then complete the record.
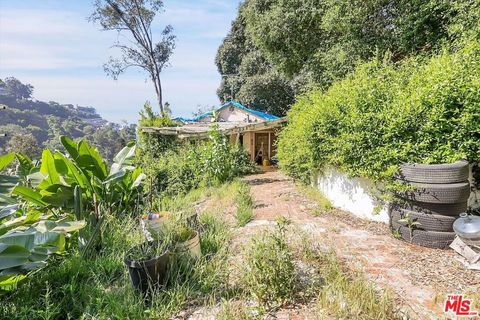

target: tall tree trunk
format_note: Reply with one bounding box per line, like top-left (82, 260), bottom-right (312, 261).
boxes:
top-left (156, 76), bottom-right (164, 117)
top-left (152, 74), bottom-right (164, 116)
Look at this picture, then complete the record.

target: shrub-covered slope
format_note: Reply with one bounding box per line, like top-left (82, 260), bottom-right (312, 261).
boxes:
top-left (278, 40), bottom-right (480, 183)
top-left (0, 77), bottom-right (135, 160)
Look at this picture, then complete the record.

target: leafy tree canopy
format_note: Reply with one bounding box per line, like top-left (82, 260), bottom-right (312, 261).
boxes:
top-left (216, 0), bottom-right (480, 114)
top-left (90, 0), bottom-right (176, 115)
top-left (1, 77), bottom-right (33, 100)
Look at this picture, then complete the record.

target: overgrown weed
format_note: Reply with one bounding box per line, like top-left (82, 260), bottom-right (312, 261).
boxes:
top-left (241, 217), bottom-right (296, 310)
top-left (235, 181), bottom-right (254, 226)
top-left (0, 185), bottom-right (233, 320)
top-left (297, 184), bottom-right (333, 215)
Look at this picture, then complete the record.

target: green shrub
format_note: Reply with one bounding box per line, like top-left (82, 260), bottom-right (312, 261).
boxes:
top-left (235, 182), bottom-right (254, 226)
top-left (137, 102), bottom-right (177, 159)
top-left (278, 39), bottom-right (480, 184)
top-left (241, 218), bottom-right (295, 308)
top-left (143, 126), bottom-right (256, 199)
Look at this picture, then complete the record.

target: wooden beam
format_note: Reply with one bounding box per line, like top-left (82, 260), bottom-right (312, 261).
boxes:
top-left (252, 132), bottom-right (256, 162)
top-left (140, 117), bottom-right (288, 139)
top-left (268, 132), bottom-right (271, 160)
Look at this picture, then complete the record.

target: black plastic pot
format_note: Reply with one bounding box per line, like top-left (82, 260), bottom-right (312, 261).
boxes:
top-left (124, 243), bottom-right (169, 294)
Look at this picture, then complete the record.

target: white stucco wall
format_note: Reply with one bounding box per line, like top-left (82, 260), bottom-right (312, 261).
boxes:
top-left (314, 166), bottom-right (479, 224)
top-left (313, 168), bottom-right (389, 224)
top-left (217, 106), bottom-right (263, 122)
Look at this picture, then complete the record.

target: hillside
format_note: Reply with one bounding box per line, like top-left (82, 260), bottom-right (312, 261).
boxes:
top-left (0, 77), bottom-right (135, 160)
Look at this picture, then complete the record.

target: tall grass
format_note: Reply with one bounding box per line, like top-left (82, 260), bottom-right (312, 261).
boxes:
top-left (235, 181), bottom-right (254, 226)
top-left (0, 186), bottom-right (232, 320)
top-left (315, 253), bottom-right (399, 319)
top-left (294, 234), bottom-right (400, 320)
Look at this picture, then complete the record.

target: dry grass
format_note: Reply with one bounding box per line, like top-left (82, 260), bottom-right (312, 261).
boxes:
top-left (290, 229), bottom-right (402, 320)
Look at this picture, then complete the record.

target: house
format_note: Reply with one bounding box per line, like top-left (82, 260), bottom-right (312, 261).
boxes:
top-left (142, 101), bottom-right (287, 164)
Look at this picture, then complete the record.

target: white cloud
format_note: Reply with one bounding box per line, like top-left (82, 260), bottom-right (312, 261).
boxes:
top-left (0, 1), bottom-right (239, 123)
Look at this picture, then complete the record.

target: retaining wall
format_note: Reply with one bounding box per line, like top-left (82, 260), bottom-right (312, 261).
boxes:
top-left (313, 167), bottom-right (479, 224)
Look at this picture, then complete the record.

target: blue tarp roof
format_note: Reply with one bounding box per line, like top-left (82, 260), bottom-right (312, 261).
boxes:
top-left (173, 101), bottom-right (279, 123)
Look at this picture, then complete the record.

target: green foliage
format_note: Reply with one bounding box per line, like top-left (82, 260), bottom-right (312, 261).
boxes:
top-left (278, 39), bottom-right (480, 184)
top-left (216, 0), bottom-right (480, 119)
top-left (0, 77), bottom-right (136, 161)
top-left (143, 126), bottom-right (256, 201)
top-left (241, 218), bottom-right (295, 308)
top-left (0, 137), bottom-right (144, 289)
top-left (235, 182), bottom-right (253, 227)
top-left (243, 0), bottom-right (480, 89)
top-left (215, 3), bottom-right (294, 116)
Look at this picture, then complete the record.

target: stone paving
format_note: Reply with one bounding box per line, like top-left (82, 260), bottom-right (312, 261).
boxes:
top-left (240, 169), bottom-right (480, 319)
top-left (186, 169), bottom-right (479, 319)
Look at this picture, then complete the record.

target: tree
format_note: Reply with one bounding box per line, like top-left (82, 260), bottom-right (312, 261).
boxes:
top-left (6, 133), bottom-right (40, 158)
top-left (90, 0), bottom-right (176, 115)
top-left (215, 2), bottom-right (294, 116)
top-left (241, 0), bottom-right (469, 89)
top-left (192, 104), bottom-right (215, 117)
top-left (1, 77), bottom-right (33, 100)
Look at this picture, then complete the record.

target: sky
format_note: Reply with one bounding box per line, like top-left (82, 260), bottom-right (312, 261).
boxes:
top-left (0, 0), bottom-right (240, 123)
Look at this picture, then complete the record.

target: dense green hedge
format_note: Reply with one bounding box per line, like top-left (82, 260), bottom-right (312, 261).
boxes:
top-left (278, 40), bottom-right (480, 183)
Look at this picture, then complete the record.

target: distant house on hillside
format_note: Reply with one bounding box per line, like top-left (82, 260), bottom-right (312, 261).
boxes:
top-left (142, 101), bottom-right (287, 164)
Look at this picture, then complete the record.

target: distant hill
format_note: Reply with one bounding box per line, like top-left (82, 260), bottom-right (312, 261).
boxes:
top-left (0, 77), bottom-right (136, 160)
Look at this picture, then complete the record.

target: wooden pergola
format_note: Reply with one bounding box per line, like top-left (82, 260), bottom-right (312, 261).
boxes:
top-left (141, 117), bottom-right (287, 140)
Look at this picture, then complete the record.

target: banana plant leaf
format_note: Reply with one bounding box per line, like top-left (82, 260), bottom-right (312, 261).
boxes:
top-left (104, 169), bottom-right (127, 185)
top-left (0, 204), bottom-right (18, 220)
top-left (0, 244), bottom-right (30, 269)
top-left (54, 152), bottom-right (89, 189)
top-left (14, 153), bottom-right (34, 179)
top-left (0, 210), bottom-right (42, 236)
top-left (110, 142), bottom-right (136, 175)
top-left (60, 136), bottom-right (80, 161)
top-left (0, 153), bottom-right (15, 172)
top-left (26, 171), bottom-right (46, 189)
top-left (38, 149), bottom-right (61, 189)
top-left (0, 274), bottom-right (26, 291)
top-left (0, 175), bottom-right (20, 204)
top-left (77, 140), bottom-right (108, 181)
top-left (12, 186), bottom-right (47, 208)
top-left (39, 184), bottom-right (74, 207)
top-left (0, 231), bottom-right (65, 253)
top-left (32, 220), bottom-right (85, 233)
top-left (131, 168), bottom-right (145, 189)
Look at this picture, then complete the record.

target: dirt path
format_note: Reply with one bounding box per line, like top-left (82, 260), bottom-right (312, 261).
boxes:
top-left (239, 169), bottom-right (480, 319)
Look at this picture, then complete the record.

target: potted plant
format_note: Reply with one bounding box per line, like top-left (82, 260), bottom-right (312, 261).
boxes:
top-left (174, 225), bottom-right (201, 259)
top-left (141, 211), bottom-right (172, 240)
top-left (124, 240), bottom-right (170, 294)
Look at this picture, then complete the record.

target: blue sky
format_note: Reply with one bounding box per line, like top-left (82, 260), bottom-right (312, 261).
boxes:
top-left (0, 0), bottom-right (240, 123)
